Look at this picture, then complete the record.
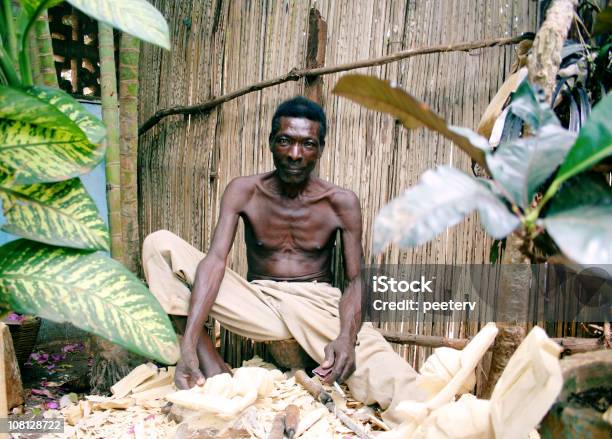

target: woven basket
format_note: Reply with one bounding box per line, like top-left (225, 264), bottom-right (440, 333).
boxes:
top-left (8, 316), bottom-right (41, 369)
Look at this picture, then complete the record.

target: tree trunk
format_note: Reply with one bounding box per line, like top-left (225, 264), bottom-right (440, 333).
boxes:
top-left (482, 232), bottom-right (531, 397)
top-left (119, 34), bottom-right (141, 274)
top-left (528, 0), bottom-right (578, 101)
top-left (34, 11), bottom-right (58, 88)
top-left (91, 23), bottom-right (129, 393)
top-left (482, 0), bottom-right (578, 398)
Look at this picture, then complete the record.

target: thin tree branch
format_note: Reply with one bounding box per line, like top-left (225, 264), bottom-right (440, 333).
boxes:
top-left (139, 34), bottom-right (533, 136)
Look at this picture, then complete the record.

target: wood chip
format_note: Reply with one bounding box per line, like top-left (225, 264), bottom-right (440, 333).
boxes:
top-left (132, 370), bottom-right (174, 393)
top-left (132, 384), bottom-right (175, 402)
top-left (110, 363), bottom-right (158, 398)
top-left (295, 407), bottom-right (328, 437)
top-left (92, 397), bottom-right (135, 410)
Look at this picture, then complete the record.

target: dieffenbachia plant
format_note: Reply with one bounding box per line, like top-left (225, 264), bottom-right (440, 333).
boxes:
top-left (333, 75), bottom-right (612, 265)
top-left (0, 0), bottom-right (178, 364)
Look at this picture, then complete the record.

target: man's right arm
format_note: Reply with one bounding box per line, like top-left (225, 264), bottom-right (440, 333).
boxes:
top-left (181, 178), bottom-right (248, 358)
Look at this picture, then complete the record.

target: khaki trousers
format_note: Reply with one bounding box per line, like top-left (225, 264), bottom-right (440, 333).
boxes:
top-left (142, 230), bottom-right (426, 426)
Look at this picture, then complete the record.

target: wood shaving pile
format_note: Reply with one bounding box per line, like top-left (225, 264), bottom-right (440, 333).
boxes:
top-left (29, 357), bottom-right (387, 438)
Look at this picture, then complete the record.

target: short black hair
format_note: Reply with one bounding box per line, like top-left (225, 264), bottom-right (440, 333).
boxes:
top-left (269, 96), bottom-right (327, 145)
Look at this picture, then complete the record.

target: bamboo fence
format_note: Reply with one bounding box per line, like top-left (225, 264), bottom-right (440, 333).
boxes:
top-left (137, 0), bottom-right (542, 376)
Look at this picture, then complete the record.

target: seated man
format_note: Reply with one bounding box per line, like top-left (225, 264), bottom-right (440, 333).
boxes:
top-left (142, 96), bottom-right (425, 425)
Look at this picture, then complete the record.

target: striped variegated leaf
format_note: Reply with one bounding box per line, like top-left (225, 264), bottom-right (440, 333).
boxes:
top-left (0, 86), bottom-right (104, 184)
top-left (0, 240), bottom-right (179, 364)
top-left (26, 87), bottom-right (106, 144)
top-left (66, 0), bottom-right (170, 50)
top-left (0, 86), bottom-right (84, 136)
top-left (0, 119), bottom-right (104, 184)
top-left (0, 171), bottom-right (109, 251)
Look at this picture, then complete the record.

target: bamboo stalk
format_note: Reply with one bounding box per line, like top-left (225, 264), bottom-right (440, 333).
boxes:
top-left (119, 33), bottom-right (140, 274)
top-left (34, 11), bottom-right (58, 88)
top-left (28, 35), bottom-right (42, 86)
top-left (98, 22), bottom-right (124, 263)
top-left (138, 34), bottom-right (532, 135)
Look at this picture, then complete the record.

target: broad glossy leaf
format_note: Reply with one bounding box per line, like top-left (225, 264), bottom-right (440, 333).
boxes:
top-left (66, 0), bottom-right (170, 50)
top-left (0, 119), bottom-right (105, 183)
top-left (486, 125), bottom-right (577, 208)
top-left (333, 75), bottom-right (490, 167)
top-left (509, 80), bottom-right (558, 130)
top-left (554, 93), bottom-right (612, 186)
top-left (0, 240), bottom-right (179, 364)
top-left (477, 67), bottom-right (528, 140)
top-left (26, 87), bottom-right (106, 144)
top-left (0, 171), bottom-right (109, 251)
top-left (0, 86), bottom-right (84, 136)
top-left (0, 87), bottom-right (104, 183)
top-left (543, 175), bottom-right (612, 264)
top-left (373, 166), bottom-right (519, 253)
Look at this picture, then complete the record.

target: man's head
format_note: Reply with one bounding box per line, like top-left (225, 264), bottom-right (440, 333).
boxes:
top-left (268, 97), bottom-right (327, 184)
top-left (269, 96), bottom-right (327, 145)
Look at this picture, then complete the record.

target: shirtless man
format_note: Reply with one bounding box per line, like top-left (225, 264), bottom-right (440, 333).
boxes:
top-left (176, 96), bottom-right (362, 387)
top-left (142, 97), bottom-right (423, 425)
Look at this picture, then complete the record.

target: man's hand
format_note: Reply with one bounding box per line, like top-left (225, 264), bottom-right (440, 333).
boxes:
top-left (315, 336), bottom-right (356, 384)
top-left (174, 350), bottom-right (205, 389)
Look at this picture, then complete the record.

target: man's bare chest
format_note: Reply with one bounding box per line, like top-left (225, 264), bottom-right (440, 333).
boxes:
top-left (241, 197), bottom-right (339, 252)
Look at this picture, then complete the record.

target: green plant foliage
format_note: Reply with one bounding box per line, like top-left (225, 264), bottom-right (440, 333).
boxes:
top-left (373, 166), bottom-right (519, 253)
top-left (543, 175), bottom-right (612, 264)
top-left (486, 125), bottom-right (576, 208)
top-left (0, 86), bottom-right (105, 183)
top-left (0, 239), bottom-right (180, 364)
top-left (27, 86), bottom-right (107, 144)
top-left (0, 85), bottom-right (84, 135)
top-left (0, 171), bottom-right (110, 251)
top-left (593, 6), bottom-right (612, 35)
top-left (332, 74), bottom-right (491, 168)
top-left (509, 80), bottom-right (559, 130)
top-left (0, 0), bottom-right (178, 365)
top-left (65, 0), bottom-right (170, 50)
top-left (553, 93), bottom-right (612, 187)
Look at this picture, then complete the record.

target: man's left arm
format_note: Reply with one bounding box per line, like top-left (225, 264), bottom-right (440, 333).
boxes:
top-left (319, 190), bottom-right (364, 384)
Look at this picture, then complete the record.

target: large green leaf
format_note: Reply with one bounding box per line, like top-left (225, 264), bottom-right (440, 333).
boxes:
top-left (486, 125), bottom-right (577, 208)
top-left (509, 79), bottom-right (559, 130)
top-left (26, 86), bottom-right (106, 144)
top-left (553, 93), bottom-right (612, 186)
top-left (65, 0), bottom-right (170, 50)
top-left (0, 240), bottom-right (179, 364)
top-left (543, 175), bottom-right (612, 264)
top-left (333, 74), bottom-right (491, 168)
top-left (373, 166), bottom-right (519, 253)
top-left (0, 85), bottom-right (84, 136)
top-left (0, 171), bottom-right (109, 251)
top-left (0, 86), bottom-right (104, 183)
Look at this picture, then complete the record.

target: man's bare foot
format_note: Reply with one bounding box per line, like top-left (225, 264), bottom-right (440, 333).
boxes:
top-left (196, 329), bottom-right (232, 378)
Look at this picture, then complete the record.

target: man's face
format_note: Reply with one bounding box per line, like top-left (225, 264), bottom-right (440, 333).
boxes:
top-left (269, 117), bottom-right (323, 184)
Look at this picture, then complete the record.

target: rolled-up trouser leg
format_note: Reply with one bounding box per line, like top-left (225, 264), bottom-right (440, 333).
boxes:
top-left (141, 230), bottom-right (292, 341)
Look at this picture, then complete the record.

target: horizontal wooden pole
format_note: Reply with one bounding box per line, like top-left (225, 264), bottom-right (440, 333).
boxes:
top-left (377, 328), bottom-right (605, 353)
top-left (138, 34), bottom-right (533, 136)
